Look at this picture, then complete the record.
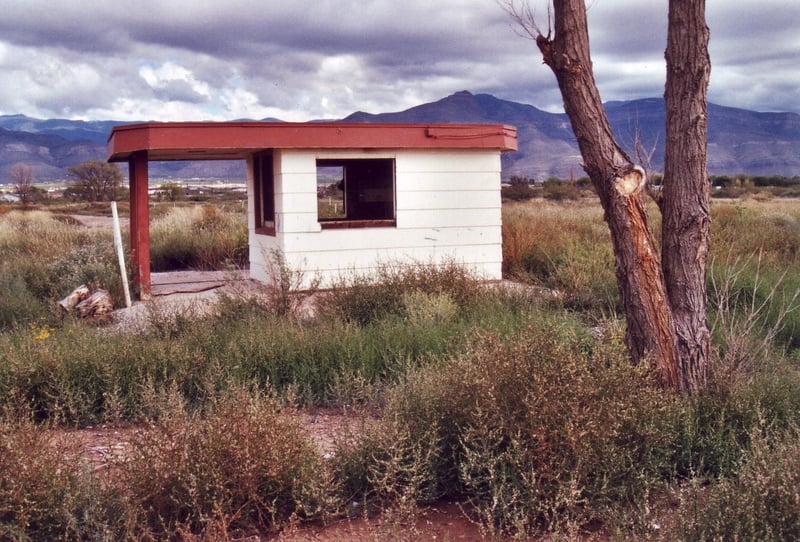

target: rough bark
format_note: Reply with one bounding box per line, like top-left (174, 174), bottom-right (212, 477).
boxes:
top-left (662, 0), bottom-right (711, 392)
top-left (536, 0), bottom-right (680, 389)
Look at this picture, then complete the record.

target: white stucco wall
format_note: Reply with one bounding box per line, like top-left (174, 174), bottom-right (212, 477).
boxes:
top-left (248, 148), bottom-right (502, 288)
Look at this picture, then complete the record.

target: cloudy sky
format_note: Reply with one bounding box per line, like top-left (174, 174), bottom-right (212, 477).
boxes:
top-left (0, 0), bottom-right (797, 122)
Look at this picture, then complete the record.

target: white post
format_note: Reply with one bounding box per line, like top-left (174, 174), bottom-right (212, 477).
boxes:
top-left (111, 201), bottom-right (132, 308)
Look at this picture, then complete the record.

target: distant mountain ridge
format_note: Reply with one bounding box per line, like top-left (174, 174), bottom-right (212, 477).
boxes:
top-left (0, 125), bottom-right (104, 180)
top-left (345, 91), bottom-right (800, 179)
top-left (0, 114), bottom-right (121, 146)
top-left (2, 91), bottom-right (799, 182)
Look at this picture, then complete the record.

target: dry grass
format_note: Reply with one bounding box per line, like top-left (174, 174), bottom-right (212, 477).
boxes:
top-left (149, 204), bottom-right (248, 271)
top-left (502, 199), bottom-right (617, 311)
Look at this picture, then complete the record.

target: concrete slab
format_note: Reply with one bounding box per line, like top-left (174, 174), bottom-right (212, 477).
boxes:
top-left (150, 270), bottom-right (249, 296)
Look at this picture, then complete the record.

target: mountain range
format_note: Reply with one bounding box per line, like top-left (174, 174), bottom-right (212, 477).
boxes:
top-left (2, 91), bottom-right (799, 182)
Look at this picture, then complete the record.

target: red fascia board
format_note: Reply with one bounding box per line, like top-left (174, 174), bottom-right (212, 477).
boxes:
top-left (107, 122), bottom-right (517, 161)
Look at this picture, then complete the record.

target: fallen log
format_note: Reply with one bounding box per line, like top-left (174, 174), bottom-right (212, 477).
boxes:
top-left (75, 290), bottom-right (114, 319)
top-left (58, 285), bottom-right (90, 312)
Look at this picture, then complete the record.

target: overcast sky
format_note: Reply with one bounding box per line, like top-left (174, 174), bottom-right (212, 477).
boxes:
top-left (0, 0), bottom-right (797, 122)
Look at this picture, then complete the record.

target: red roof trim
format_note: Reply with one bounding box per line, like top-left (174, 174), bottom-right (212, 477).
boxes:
top-left (107, 122), bottom-right (517, 161)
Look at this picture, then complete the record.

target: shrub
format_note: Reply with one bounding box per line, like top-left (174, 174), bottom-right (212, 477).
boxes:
top-left (0, 266), bottom-right (49, 330)
top-left (46, 242), bottom-right (123, 304)
top-left (401, 290), bottom-right (458, 326)
top-left (315, 260), bottom-right (483, 325)
top-left (501, 202), bottom-right (546, 278)
top-left (334, 322), bottom-right (682, 537)
top-left (332, 409), bottom-right (444, 527)
top-left (0, 276), bottom-right (536, 423)
top-left (668, 355), bottom-right (800, 482)
top-left (542, 178), bottom-right (582, 200)
top-left (668, 426), bottom-right (800, 541)
top-left (0, 376), bottom-right (337, 540)
top-left (501, 178), bottom-right (537, 201)
top-left (117, 388), bottom-right (331, 538)
top-left (0, 414), bottom-right (122, 540)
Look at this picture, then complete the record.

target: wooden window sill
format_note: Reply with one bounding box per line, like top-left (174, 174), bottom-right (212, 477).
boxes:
top-left (319, 219), bottom-right (396, 230)
top-left (255, 226), bottom-right (276, 236)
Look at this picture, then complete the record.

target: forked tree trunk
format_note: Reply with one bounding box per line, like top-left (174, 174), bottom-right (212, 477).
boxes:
top-left (505, 0), bottom-right (713, 392)
top-left (662, 0), bottom-right (712, 392)
top-left (535, 0), bottom-right (680, 389)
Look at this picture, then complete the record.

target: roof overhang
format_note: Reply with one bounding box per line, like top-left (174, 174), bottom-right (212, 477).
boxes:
top-left (107, 122), bottom-right (518, 162)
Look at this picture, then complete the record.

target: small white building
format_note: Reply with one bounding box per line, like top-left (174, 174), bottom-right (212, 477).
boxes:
top-left (108, 122), bottom-right (517, 297)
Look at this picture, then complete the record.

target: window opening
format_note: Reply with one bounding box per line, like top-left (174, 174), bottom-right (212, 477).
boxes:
top-left (254, 151), bottom-right (275, 235)
top-left (317, 158), bottom-right (395, 228)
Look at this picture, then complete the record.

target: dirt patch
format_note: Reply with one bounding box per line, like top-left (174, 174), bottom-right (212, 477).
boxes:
top-left (69, 214), bottom-right (126, 230)
top-left (274, 501), bottom-right (490, 541)
top-left (63, 407), bottom-right (355, 470)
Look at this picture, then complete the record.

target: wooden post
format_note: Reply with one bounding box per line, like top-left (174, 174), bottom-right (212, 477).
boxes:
top-left (111, 201), bottom-right (132, 308)
top-left (128, 151), bottom-right (151, 299)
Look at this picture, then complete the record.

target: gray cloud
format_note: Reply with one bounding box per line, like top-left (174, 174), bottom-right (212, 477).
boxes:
top-left (0, 0), bottom-right (797, 121)
top-left (150, 80), bottom-right (209, 104)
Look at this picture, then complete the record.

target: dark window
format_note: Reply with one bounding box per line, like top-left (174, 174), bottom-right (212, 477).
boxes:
top-left (254, 151), bottom-right (275, 235)
top-left (317, 158), bottom-right (395, 228)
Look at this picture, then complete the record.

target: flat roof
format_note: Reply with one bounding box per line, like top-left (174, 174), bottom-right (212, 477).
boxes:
top-left (107, 122), bottom-right (518, 161)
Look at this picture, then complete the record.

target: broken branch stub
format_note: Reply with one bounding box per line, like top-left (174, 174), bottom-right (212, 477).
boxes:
top-left (614, 165), bottom-right (647, 197)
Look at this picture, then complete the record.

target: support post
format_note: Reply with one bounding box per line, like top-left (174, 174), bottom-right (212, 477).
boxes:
top-left (128, 151), bottom-right (151, 299)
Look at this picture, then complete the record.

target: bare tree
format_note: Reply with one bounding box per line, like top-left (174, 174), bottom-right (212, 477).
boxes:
top-left (67, 160), bottom-right (124, 202)
top-left (8, 163), bottom-right (36, 204)
top-left (502, 0), bottom-right (711, 393)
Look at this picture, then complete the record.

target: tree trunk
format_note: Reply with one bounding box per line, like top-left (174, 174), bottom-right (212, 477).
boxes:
top-left (536, 0), bottom-right (680, 389)
top-left (662, 0), bottom-right (711, 392)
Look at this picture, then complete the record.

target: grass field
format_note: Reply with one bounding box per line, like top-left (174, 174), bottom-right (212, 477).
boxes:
top-left (0, 197), bottom-right (799, 540)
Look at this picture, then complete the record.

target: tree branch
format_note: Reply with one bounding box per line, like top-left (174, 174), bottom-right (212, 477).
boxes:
top-left (497, 0), bottom-right (551, 41)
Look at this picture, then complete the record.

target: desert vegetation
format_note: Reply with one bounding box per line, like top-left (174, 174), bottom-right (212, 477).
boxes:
top-left (0, 196), bottom-right (799, 540)
top-left (501, 173), bottom-right (800, 203)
